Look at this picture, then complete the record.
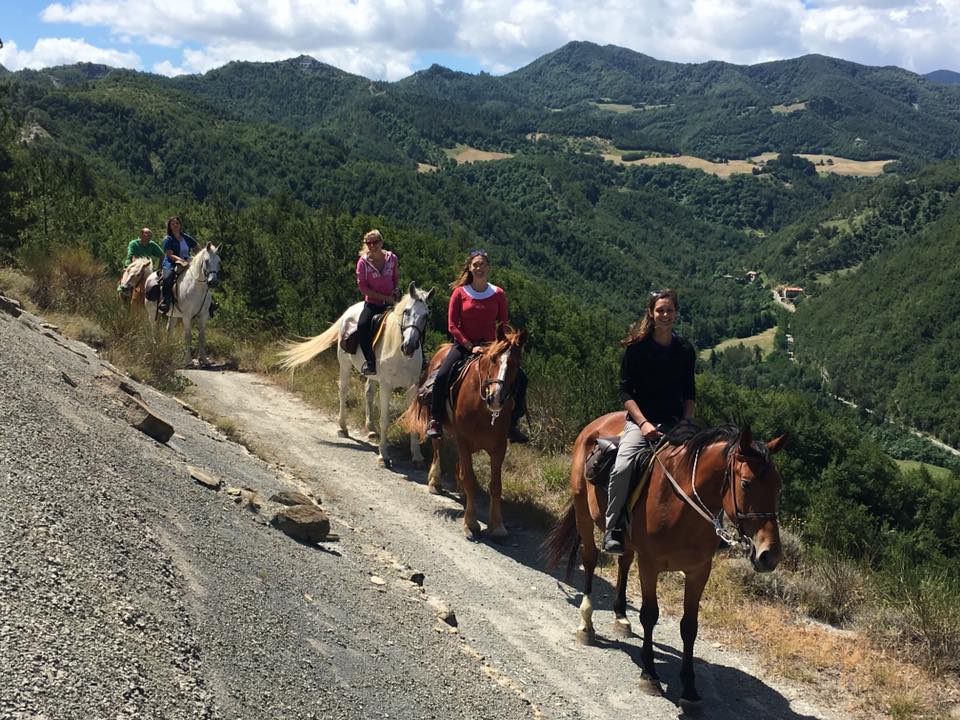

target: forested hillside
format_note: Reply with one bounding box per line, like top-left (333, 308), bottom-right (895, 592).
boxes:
top-left (2, 44), bottom-right (960, 662)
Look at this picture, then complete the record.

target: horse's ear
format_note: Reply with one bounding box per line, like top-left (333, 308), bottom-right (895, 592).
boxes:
top-left (766, 433), bottom-right (788, 455)
top-left (516, 328), bottom-right (528, 346)
top-left (424, 287), bottom-right (435, 302)
top-left (408, 280), bottom-right (416, 298)
top-left (737, 425), bottom-right (754, 453)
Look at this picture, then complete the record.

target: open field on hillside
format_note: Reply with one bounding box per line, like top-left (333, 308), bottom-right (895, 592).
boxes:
top-left (772, 101), bottom-right (808, 114)
top-left (590, 101), bottom-right (638, 113)
top-left (893, 459), bottom-right (955, 482)
top-left (700, 327), bottom-right (778, 360)
top-left (444, 144), bottom-right (513, 164)
top-left (416, 162), bottom-right (438, 173)
top-left (600, 150), bottom-right (892, 178)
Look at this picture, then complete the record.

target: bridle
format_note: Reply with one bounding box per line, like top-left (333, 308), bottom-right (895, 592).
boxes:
top-left (479, 345), bottom-right (516, 426)
top-left (655, 445), bottom-right (778, 551)
top-left (399, 299), bottom-right (429, 350)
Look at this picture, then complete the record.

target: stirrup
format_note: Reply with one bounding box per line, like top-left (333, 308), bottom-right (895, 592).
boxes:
top-left (426, 419), bottom-right (443, 439)
top-left (602, 528), bottom-right (625, 555)
top-left (360, 361), bottom-right (377, 376)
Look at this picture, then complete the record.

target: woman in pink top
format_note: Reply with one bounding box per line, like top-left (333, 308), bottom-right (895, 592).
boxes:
top-left (427, 250), bottom-right (528, 443)
top-left (355, 229), bottom-right (399, 376)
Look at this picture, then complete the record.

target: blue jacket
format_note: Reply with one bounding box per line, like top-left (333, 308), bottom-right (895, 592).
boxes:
top-left (161, 233), bottom-right (198, 269)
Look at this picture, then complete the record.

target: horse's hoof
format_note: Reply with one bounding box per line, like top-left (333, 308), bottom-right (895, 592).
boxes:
top-left (366, 431), bottom-right (378, 441)
top-left (575, 629), bottom-right (596, 646)
top-left (638, 674), bottom-right (663, 696)
top-left (336, 429), bottom-right (349, 438)
top-left (488, 526), bottom-right (509, 543)
top-left (378, 457), bottom-right (393, 469)
top-left (612, 618), bottom-right (633, 638)
top-left (428, 482), bottom-right (443, 495)
top-left (679, 698), bottom-right (703, 715)
top-left (464, 522), bottom-right (482, 539)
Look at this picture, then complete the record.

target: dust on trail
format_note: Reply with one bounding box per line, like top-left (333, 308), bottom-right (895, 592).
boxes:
top-left (184, 369), bottom-right (848, 720)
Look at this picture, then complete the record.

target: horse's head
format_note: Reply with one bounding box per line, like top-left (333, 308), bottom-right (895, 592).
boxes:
top-left (118, 257), bottom-right (152, 297)
top-left (480, 327), bottom-right (527, 414)
top-left (200, 242), bottom-right (222, 288)
top-left (399, 281), bottom-right (433, 357)
top-left (724, 426), bottom-right (787, 573)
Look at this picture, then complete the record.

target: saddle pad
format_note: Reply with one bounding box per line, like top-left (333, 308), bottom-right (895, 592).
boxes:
top-left (340, 308), bottom-right (392, 355)
top-left (144, 272), bottom-right (161, 302)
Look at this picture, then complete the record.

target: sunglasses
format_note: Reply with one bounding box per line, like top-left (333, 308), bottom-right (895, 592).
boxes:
top-left (469, 248), bottom-right (488, 258)
top-left (365, 238), bottom-right (382, 245)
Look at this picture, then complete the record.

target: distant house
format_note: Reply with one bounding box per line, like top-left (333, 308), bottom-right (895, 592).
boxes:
top-left (745, 270), bottom-right (759, 283)
top-left (783, 286), bottom-right (804, 299)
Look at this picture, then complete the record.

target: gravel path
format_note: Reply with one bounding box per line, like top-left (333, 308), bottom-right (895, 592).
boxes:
top-left (180, 368), bottom-right (851, 720)
top-left (0, 308), bottom-right (537, 720)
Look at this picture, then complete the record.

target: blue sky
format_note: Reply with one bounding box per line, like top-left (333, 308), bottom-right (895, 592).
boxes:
top-left (2, 1), bottom-right (957, 81)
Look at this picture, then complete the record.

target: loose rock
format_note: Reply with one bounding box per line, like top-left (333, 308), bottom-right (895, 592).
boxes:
top-left (125, 397), bottom-right (175, 443)
top-left (268, 491), bottom-right (317, 507)
top-left (188, 466), bottom-right (222, 490)
top-left (270, 505), bottom-right (330, 544)
top-left (0, 295), bottom-right (22, 318)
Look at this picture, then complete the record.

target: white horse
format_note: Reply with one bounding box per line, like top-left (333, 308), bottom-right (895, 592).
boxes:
top-left (117, 257), bottom-right (154, 316)
top-left (278, 282), bottom-right (433, 468)
top-left (144, 243), bottom-right (222, 367)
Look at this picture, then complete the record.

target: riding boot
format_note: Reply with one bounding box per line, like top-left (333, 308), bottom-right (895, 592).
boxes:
top-left (426, 418), bottom-right (443, 439)
top-left (602, 527), bottom-right (625, 555)
top-left (159, 272), bottom-right (175, 313)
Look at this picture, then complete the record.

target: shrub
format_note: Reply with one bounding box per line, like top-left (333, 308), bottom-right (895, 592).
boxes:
top-left (20, 244), bottom-right (106, 313)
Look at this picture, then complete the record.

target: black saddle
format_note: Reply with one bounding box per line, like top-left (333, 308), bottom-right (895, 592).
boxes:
top-left (415, 353), bottom-right (478, 410)
top-left (583, 422), bottom-right (692, 488)
top-left (340, 310), bottom-right (388, 354)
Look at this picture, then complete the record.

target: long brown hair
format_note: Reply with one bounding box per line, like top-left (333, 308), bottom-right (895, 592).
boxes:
top-left (451, 249), bottom-right (489, 289)
top-left (620, 288), bottom-right (679, 347)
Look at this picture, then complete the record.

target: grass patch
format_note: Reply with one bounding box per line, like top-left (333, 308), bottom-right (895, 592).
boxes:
top-left (700, 326), bottom-right (777, 360)
top-left (892, 459), bottom-right (954, 483)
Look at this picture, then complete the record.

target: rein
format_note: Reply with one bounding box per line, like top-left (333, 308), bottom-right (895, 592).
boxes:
top-left (655, 447), bottom-right (777, 551)
top-left (479, 350), bottom-right (513, 426)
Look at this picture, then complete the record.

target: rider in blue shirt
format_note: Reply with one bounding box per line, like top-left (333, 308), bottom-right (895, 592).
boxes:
top-left (159, 215), bottom-right (198, 313)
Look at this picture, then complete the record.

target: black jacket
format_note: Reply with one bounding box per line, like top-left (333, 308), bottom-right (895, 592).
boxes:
top-left (618, 333), bottom-right (696, 425)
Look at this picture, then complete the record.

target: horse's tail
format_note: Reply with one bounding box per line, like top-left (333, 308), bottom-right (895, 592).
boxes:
top-left (543, 499), bottom-right (580, 582)
top-left (399, 392), bottom-right (430, 440)
top-left (276, 317), bottom-right (341, 371)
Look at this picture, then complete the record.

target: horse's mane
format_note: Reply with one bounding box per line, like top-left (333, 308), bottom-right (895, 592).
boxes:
top-left (480, 328), bottom-right (522, 360)
top-left (120, 257), bottom-right (151, 285)
top-left (672, 423), bottom-right (770, 472)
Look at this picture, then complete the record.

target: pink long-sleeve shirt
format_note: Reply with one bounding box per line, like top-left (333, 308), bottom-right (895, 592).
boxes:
top-left (356, 251), bottom-right (398, 303)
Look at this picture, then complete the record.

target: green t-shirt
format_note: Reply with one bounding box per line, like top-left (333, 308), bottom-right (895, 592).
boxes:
top-left (125, 238), bottom-right (165, 265)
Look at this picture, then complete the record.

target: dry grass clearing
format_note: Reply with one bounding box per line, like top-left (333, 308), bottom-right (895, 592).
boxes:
top-left (772, 101), bottom-right (809, 114)
top-left (416, 162), bottom-right (438, 173)
top-left (700, 326), bottom-right (778, 360)
top-left (797, 154), bottom-right (892, 176)
top-left (623, 155), bottom-right (759, 178)
top-left (590, 101), bottom-right (638, 113)
top-left (444, 144), bottom-right (513, 164)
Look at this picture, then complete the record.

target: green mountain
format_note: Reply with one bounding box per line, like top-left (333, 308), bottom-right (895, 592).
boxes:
top-left (925, 69), bottom-right (960, 86)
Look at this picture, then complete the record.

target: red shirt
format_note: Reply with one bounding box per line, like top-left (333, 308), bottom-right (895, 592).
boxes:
top-left (448, 284), bottom-right (508, 347)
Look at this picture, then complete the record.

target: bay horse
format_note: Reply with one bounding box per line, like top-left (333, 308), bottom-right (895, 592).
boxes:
top-left (545, 413), bottom-right (786, 712)
top-left (117, 257), bottom-right (153, 313)
top-left (278, 282), bottom-right (433, 468)
top-left (144, 243), bottom-right (222, 367)
top-left (401, 328), bottom-right (527, 539)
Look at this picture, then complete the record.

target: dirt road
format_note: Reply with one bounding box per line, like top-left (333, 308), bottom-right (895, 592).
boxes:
top-left (184, 369), bottom-right (846, 720)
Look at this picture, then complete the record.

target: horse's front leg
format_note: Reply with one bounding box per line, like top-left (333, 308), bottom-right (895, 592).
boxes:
top-left (679, 563), bottom-right (712, 713)
top-left (376, 382), bottom-right (391, 468)
top-left (336, 356), bottom-right (351, 437)
top-left (456, 441), bottom-right (481, 539)
top-left (196, 315), bottom-right (208, 366)
top-left (364, 378), bottom-right (378, 440)
top-left (181, 316), bottom-right (193, 367)
top-left (405, 385), bottom-right (425, 468)
top-left (612, 548), bottom-right (635, 638)
top-left (637, 562), bottom-right (663, 695)
top-left (486, 446), bottom-right (508, 541)
top-left (427, 437), bottom-right (443, 494)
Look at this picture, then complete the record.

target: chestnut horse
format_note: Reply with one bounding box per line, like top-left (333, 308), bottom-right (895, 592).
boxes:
top-left (402, 329), bottom-right (526, 539)
top-left (545, 414), bottom-right (786, 712)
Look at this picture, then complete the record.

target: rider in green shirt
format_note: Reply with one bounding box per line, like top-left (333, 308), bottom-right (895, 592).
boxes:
top-left (125, 227), bottom-right (165, 266)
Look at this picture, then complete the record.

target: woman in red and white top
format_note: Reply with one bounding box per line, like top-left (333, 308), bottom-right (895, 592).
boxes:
top-left (427, 250), bottom-right (528, 442)
top-left (355, 229), bottom-right (399, 376)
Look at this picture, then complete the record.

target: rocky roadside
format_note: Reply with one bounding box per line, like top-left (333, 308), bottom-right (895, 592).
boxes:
top-left (0, 297), bottom-right (536, 720)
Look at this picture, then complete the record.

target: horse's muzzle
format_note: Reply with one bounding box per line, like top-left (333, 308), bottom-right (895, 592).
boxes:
top-left (206, 274), bottom-right (220, 288)
top-left (749, 541), bottom-right (781, 573)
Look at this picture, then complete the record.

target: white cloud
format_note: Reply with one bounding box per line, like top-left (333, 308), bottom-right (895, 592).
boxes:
top-left (0, 37), bottom-right (141, 71)
top-left (153, 59), bottom-right (188, 76)
top-left (27, 0), bottom-right (960, 77)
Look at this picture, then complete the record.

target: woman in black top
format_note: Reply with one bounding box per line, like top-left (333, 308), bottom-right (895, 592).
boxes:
top-left (603, 289), bottom-right (696, 555)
